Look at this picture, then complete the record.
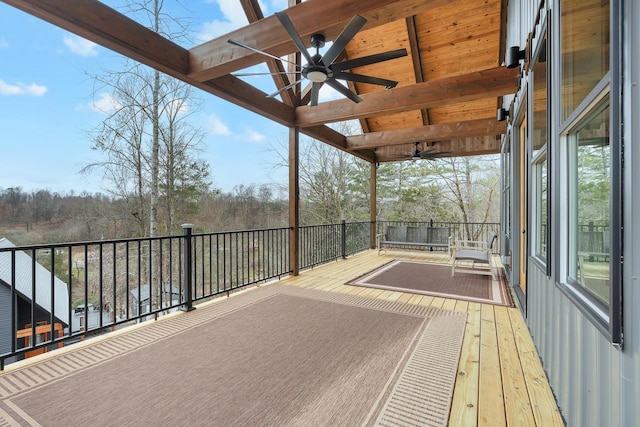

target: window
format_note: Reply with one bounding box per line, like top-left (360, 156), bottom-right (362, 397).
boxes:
top-left (532, 35), bottom-right (549, 265)
top-left (568, 102), bottom-right (610, 305)
top-left (534, 157), bottom-right (547, 258)
top-left (561, 0), bottom-right (610, 121)
top-left (560, 0), bottom-right (621, 344)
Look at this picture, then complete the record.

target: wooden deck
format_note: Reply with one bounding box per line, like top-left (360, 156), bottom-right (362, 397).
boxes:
top-left (2, 249), bottom-right (564, 426)
top-left (282, 249), bottom-right (565, 427)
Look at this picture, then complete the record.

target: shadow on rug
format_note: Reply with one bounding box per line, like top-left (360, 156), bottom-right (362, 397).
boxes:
top-left (347, 260), bottom-right (514, 307)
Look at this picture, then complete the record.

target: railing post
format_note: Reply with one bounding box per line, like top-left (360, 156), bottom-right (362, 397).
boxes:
top-left (341, 219), bottom-right (347, 259)
top-left (181, 223), bottom-right (195, 312)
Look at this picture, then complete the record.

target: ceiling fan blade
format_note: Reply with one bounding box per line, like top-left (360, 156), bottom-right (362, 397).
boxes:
top-left (332, 72), bottom-right (398, 88)
top-left (321, 15), bottom-right (367, 65)
top-left (310, 82), bottom-right (322, 106)
top-left (331, 48), bottom-right (408, 72)
top-left (325, 79), bottom-right (363, 103)
top-left (266, 78), bottom-right (304, 98)
top-left (274, 12), bottom-right (315, 65)
top-left (228, 39), bottom-right (301, 69)
top-left (421, 150), bottom-right (453, 159)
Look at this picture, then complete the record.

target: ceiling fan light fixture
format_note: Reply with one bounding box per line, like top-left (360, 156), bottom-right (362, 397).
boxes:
top-left (306, 69), bottom-right (328, 83)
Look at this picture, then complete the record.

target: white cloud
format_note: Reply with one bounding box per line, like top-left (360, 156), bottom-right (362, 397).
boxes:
top-left (206, 113), bottom-right (231, 136)
top-left (63, 35), bottom-right (98, 56)
top-left (0, 79), bottom-right (47, 96)
top-left (90, 92), bottom-right (122, 113)
top-left (241, 128), bottom-right (266, 143)
top-left (197, 0), bottom-right (249, 42)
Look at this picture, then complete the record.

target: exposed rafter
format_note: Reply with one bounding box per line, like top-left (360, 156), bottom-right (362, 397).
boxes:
top-left (188, 0), bottom-right (459, 81)
top-left (295, 67), bottom-right (519, 127)
top-left (346, 118), bottom-right (506, 150)
top-left (2, 0), bottom-right (512, 162)
top-left (240, 0), bottom-right (297, 107)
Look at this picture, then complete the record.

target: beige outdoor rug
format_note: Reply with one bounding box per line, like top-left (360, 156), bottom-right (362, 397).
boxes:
top-left (0, 284), bottom-right (466, 427)
top-left (348, 260), bottom-right (514, 307)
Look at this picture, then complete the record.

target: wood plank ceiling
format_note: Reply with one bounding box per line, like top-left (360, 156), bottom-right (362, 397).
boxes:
top-left (3, 0), bottom-right (518, 164)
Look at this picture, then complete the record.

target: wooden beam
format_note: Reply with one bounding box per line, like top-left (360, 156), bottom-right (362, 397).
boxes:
top-left (296, 66), bottom-right (519, 127)
top-left (405, 15), bottom-right (431, 125)
top-left (372, 136), bottom-right (501, 162)
top-left (346, 118), bottom-right (506, 150)
top-left (240, 0), bottom-right (297, 107)
top-left (289, 126), bottom-right (300, 276)
top-left (188, 0), bottom-right (458, 81)
top-left (300, 127), bottom-right (375, 162)
top-left (370, 164), bottom-right (377, 249)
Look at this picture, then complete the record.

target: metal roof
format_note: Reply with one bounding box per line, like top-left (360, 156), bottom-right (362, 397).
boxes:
top-left (0, 238), bottom-right (70, 326)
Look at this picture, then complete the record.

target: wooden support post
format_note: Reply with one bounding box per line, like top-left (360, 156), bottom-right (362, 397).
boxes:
top-left (370, 162), bottom-right (377, 249)
top-left (289, 126), bottom-right (300, 276)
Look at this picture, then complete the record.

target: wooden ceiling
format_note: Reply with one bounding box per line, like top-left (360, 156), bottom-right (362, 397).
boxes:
top-left (4, 0), bottom-right (518, 163)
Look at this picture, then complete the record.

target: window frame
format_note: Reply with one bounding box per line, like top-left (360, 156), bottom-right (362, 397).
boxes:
top-left (555, 0), bottom-right (622, 347)
top-left (530, 26), bottom-right (551, 275)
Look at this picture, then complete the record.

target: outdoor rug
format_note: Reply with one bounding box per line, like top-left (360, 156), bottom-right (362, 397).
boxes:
top-left (0, 284), bottom-right (466, 427)
top-left (347, 260), bottom-right (514, 307)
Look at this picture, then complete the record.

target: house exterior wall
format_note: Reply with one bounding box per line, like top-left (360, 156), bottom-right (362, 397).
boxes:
top-left (0, 285), bottom-right (11, 360)
top-left (503, 1), bottom-right (638, 426)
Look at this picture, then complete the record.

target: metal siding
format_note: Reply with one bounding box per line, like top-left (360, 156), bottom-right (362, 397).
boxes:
top-left (508, 1), bottom-right (639, 426)
top-left (0, 285), bottom-right (11, 356)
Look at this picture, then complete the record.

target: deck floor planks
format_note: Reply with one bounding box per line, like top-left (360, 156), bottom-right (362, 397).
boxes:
top-left (507, 306), bottom-right (565, 426)
top-left (478, 304), bottom-right (506, 427)
top-left (494, 305), bottom-right (536, 426)
top-left (449, 299), bottom-right (480, 427)
top-left (287, 250), bottom-right (560, 427)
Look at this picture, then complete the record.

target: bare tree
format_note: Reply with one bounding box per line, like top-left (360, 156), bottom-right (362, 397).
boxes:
top-left (82, 0), bottom-right (210, 237)
top-left (426, 155), bottom-right (500, 239)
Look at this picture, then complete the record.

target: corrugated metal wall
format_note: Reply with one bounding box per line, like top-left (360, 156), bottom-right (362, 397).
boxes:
top-left (506, 1), bottom-right (639, 426)
top-left (0, 285), bottom-right (12, 360)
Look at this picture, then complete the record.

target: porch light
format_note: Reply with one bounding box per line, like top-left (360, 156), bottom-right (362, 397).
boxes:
top-left (497, 108), bottom-right (510, 122)
top-left (505, 46), bottom-right (526, 68)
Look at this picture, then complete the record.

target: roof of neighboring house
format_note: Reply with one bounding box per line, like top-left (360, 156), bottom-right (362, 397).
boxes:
top-left (130, 284), bottom-right (181, 303)
top-left (0, 238), bottom-right (70, 326)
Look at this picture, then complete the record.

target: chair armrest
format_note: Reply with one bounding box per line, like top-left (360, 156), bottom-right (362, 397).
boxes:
top-left (452, 239), bottom-right (489, 251)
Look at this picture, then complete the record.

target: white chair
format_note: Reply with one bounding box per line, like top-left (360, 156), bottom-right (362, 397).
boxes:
top-left (451, 232), bottom-right (497, 277)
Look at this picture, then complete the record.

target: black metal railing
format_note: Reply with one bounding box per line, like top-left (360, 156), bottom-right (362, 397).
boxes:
top-left (0, 225), bottom-right (292, 368)
top-left (299, 220), bottom-right (371, 269)
top-left (376, 220), bottom-right (501, 253)
top-left (1, 219), bottom-right (496, 368)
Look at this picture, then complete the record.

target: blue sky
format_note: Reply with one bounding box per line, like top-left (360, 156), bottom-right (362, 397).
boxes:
top-left (0, 0), bottom-right (344, 195)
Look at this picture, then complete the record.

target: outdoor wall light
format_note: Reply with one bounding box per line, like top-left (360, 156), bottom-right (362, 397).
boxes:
top-left (505, 46), bottom-right (526, 68)
top-left (497, 108), bottom-right (510, 122)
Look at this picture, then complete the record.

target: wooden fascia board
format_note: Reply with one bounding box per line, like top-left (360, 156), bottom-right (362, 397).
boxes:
top-left (296, 66), bottom-right (519, 127)
top-left (373, 136), bottom-right (501, 162)
top-left (300, 126), bottom-right (375, 163)
top-left (345, 118), bottom-right (506, 150)
top-left (188, 0), bottom-right (457, 81)
top-left (201, 76), bottom-right (296, 125)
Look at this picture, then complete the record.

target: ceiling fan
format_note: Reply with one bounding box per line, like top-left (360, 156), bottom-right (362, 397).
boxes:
top-left (228, 12), bottom-right (408, 106)
top-left (390, 142), bottom-right (453, 161)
